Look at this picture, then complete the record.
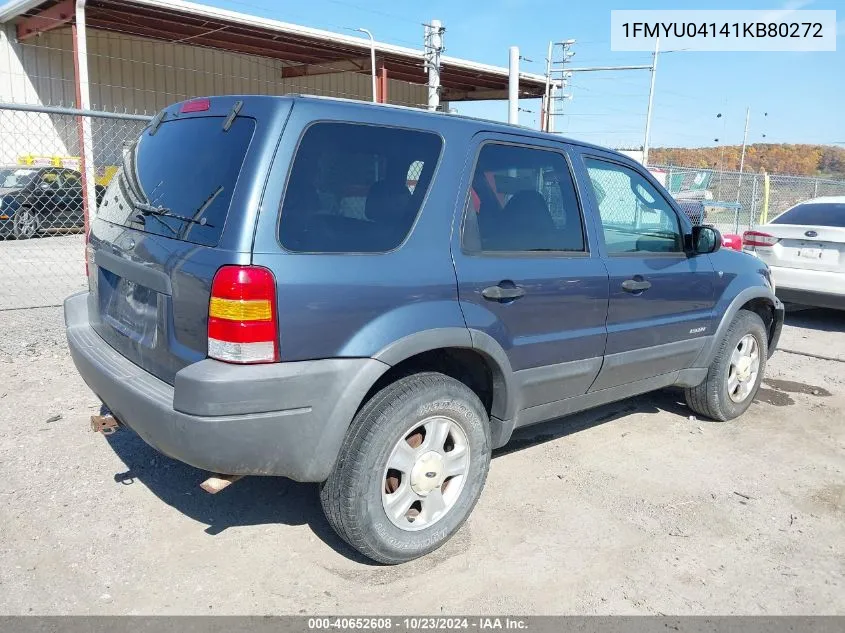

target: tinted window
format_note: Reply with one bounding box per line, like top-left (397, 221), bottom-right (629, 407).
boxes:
top-left (584, 158), bottom-right (683, 254)
top-left (772, 202), bottom-right (845, 227)
top-left (463, 143), bottom-right (585, 253)
top-left (279, 123), bottom-right (442, 253)
top-left (98, 116), bottom-right (256, 247)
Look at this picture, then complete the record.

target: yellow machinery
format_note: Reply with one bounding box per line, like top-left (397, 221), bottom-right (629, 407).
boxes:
top-left (17, 155), bottom-right (119, 186)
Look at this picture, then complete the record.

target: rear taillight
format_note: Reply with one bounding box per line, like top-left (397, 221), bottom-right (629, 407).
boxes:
top-left (742, 230), bottom-right (780, 248)
top-left (208, 265), bottom-right (279, 364)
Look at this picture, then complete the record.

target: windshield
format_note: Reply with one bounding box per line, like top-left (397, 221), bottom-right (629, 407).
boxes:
top-left (97, 116), bottom-right (256, 246)
top-left (0, 168), bottom-right (37, 189)
top-left (772, 202), bottom-right (845, 228)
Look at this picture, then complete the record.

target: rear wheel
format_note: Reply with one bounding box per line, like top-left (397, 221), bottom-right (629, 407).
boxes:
top-left (320, 372), bottom-right (491, 564)
top-left (13, 207), bottom-right (38, 239)
top-left (685, 309), bottom-right (768, 421)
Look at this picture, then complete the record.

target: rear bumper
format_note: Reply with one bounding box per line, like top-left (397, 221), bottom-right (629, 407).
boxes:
top-left (770, 266), bottom-right (845, 309)
top-left (776, 288), bottom-right (845, 311)
top-left (64, 291), bottom-right (388, 481)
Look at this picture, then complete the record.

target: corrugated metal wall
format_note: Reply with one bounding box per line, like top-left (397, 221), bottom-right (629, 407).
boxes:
top-left (0, 24), bottom-right (427, 112)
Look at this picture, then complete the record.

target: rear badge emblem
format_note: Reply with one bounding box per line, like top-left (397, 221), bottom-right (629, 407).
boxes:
top-left (689, 327), bottom-right (706, 334)
top-left (804, 230), bottom-right (817, 238)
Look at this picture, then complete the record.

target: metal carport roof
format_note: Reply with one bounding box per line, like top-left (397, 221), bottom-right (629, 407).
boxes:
top-left (1, 0), bottom-right (549, 102)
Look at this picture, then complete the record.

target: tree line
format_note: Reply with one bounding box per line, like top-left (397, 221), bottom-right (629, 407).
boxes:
top-left (649, 144), bottom-right (845, 180)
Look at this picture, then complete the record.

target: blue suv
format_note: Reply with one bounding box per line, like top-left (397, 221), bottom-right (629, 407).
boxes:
top-left (65, 95), bottom-right (783, 563)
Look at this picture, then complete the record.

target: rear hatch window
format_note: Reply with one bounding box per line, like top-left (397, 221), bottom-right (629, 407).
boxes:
top-left (98, 115), bottom-right (256, 246)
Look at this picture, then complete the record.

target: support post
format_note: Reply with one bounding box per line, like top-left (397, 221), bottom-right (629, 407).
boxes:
top-left (749, 173), bottom-right (759, 231)
top-left (760, 172), bottom-right (770, 225)
top-left (376, 60), bottom-right (388, 104)
top-left (508, 46), bottom-right (519, 125)
top-left (72, 0), bottom-right (95, 236)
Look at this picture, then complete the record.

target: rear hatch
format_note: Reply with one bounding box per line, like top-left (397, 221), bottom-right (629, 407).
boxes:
top-left (87, 97), bottom-right (289, 384)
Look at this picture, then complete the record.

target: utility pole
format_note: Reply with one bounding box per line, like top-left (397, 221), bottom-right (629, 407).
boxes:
top-left (545, 39), bottom-right (575, 131)
top-left (424, 20), bottom-right (444, 111)
top-left (737, 106), bottom-right (751, 202)
top-left (508, 46), bottom-right (519, 124)
top-left (642, 37), bottom-right (659, 167)
top-left (548, 39), bottom-right (654, 148)
top-left (542, 41), bottom-right (552, 131)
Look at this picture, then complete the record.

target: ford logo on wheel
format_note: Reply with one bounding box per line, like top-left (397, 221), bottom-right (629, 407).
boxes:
top-left (804, 230), bottom-right (818, 238)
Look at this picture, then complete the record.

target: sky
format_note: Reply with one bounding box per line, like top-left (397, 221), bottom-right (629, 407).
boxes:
top-left (204, 0), bottom-right (844, 149)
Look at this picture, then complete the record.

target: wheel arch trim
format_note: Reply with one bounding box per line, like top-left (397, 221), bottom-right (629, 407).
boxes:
top-left (696, 287), bottom-right (781, 368)
top-left (372, 327), bottom-right (518, 423)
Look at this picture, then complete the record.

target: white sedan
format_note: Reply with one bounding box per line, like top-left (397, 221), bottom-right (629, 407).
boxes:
top-left (743, 196), bottom-right (845, 311)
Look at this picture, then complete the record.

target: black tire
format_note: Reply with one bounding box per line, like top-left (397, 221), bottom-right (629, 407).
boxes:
top-left (685, 309), bottom-right (768, 421)
top-left (13, 207), bottom-right (38, 239)
top-left (320, 372), bottom-right (491, 564)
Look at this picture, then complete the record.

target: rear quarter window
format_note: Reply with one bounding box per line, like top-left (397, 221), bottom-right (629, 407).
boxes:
top-left (278, 122), bottom-right (443, 253)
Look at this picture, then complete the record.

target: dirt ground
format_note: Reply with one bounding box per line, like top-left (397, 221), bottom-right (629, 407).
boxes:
top-left (0, 305), bottom-right (843, 615)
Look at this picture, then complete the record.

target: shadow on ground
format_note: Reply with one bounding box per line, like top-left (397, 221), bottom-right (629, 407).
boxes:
top-left (784, 307), bottom-right (843, 333)
top-left (105, 387), bottom-right (691, 563)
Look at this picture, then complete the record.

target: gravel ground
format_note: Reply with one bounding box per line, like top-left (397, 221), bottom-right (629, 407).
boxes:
top-left (0, 306), bottom-right (842, 615)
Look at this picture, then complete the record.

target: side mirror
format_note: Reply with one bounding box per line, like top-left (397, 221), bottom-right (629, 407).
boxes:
top-left (690, 225), bottom-right (722, 254)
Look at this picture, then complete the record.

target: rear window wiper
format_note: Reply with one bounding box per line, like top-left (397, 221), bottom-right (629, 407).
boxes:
top-left (134, 203), bottom-right (214, 227)
top-left (193, 185), bottom-right (224, 217)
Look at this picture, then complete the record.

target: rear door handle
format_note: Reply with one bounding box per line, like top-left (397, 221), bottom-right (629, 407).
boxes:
top-left (621, 279), bottom-right (652, 293)
top-left (482, 284), bottom-right (526, 301)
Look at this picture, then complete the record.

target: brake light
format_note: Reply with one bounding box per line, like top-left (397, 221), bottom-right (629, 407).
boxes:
top-left (208, 265), bottom-right (279, 364)
top-left (742, 230), bottom-right (780, 248)
top-left (181, 98), bottom-right (210, 113)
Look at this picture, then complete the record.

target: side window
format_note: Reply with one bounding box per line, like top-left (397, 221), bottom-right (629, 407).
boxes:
top-left (279, 123), bottom-right (443, 253)
top-left (584, 158), bottom-right (683, 254)
top-left (463, 143), bottom-right (585, 253)
top-left (39, 171), bottom-right (61, 189)
top-left (63, 172), bottom-right (81, 189)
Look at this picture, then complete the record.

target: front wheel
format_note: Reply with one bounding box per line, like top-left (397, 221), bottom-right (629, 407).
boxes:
top-left (320, 372), bottom-right (491, 564)
top-left (13, 207), bottom-right (38, 239)
top-left (685, 309), bottom-right (768, 421)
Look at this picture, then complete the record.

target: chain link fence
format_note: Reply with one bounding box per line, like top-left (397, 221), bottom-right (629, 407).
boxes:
top-left (654, 164), bottom-right (845, 235)
top-left (0, 103), bottom-right (428, 311)
top-left (0, 102), bottom-right (149, 310)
